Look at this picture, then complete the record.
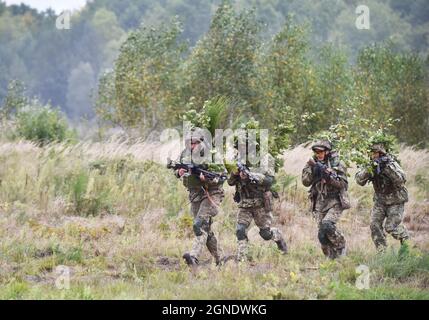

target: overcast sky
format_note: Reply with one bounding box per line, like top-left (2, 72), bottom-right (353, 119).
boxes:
top-left (4, 0), bottom-right (88, 13)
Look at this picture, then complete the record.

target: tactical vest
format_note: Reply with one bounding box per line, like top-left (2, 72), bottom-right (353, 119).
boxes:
top-left (371, 156), bottom-right (404, 195)
top-left (238, 183), bottom-right (265, 200)
top-left (372, 174), bottom-right (396, 195)
top-left (310, 155), bottom-right (343, 196)
top-left (178, 150), bottom-right (223, 192)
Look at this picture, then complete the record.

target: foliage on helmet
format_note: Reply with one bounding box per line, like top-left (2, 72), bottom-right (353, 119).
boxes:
top-left (182, 96), bottom-right (230, 137)
top-left (368, 129), bottom-right (398, 155)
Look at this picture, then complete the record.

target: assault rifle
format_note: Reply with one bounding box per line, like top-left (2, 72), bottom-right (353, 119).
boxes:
top-left (167, 158), bottom-right (226, 183)
top-left (237, 161), bottom-right (258, 184)
top-left (308, 159), bottom-right (338, 181)
top-left (373, 156), bottom-right (391, 175)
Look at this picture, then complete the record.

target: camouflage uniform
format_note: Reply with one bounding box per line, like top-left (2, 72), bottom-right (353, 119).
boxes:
top-left (355, 148), bottom-right (409, 251)
top-left (228, 167), bottom-right (287, 261)
top-left (175, 146), bottom-right (226, 266)
top-left (302, 141), bottom-right (350, 259)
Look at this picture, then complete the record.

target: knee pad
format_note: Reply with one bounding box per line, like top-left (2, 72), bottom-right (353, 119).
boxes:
top-left (259, 228), bottom-right (273, 241)
top-left (193, 217), bottom-right (209, 236)
top-left (318, 221), bottom-right (335, 245)
top-left (318, 229), bottom-right (329, 245)
top-left (321, 221), bottom-right (335, 235)
top-left (236, 223), bottom-right (247, 241)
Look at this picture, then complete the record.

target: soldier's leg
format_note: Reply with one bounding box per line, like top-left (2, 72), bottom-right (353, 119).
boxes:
top-left (183, 201), bottom-right (203, 266)
top-left (370, 202), bottom-right (387, 251)
top-left (315, 211), bottom-right (333, 258)
top-left (189, 195), bottom-right (222, 263)
top-left (236, 208), bottom-right (252, 262)
top-left (204, 193), bottom-right (224, 264)
top-left (384, 203), bottom-right (409, 243)
top-left (206, 227), bottom-right (221, 265)
top-left (321, 205), bottom-right (346, 259)
top-left (254, 207), bottom-right (288, 254)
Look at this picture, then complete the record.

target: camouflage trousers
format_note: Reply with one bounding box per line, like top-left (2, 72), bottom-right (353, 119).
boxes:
top-left (370, 201), bottom-right (409, 250)
top-left (236, 203), bottom-right (284, 262)
top-left (314, 204), bottom-right (346, 259)
top-left (189, 192), bottom-right (223, 264)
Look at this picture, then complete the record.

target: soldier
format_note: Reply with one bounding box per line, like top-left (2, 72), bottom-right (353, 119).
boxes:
top-left (355, 143), bottom-right (409, 252)
top-left (227, 157), bottom-right (288, 262)
top-left (173, 130), bottom-right (226, 267)
top-left (302, 140), bottom-right (350, 259)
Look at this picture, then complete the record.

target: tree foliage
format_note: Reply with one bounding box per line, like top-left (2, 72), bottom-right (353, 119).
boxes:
top-left (0, 1), bottom-right (427, 149)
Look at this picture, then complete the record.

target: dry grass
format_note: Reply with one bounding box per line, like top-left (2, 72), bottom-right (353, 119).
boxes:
top-left (0, 139), bottom-right (427, 299)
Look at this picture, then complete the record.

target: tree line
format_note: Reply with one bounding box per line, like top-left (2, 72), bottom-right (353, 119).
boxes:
top-left (96, 3), bottom-right (429, 148)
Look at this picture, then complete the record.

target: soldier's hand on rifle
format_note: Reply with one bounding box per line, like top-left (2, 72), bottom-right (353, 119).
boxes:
top-left (178, 168), bottom-right (187, 177)
top-left (307, 158), bottom-right (316, 167)
top-left (199, 172), bottom-right (206, 182)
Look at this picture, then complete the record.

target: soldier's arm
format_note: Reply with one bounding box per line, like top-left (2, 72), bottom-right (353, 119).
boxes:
top-left (174, 169), bottom-right (181, 179)
top-left (174, 151), bottom-right (186, 179)
top-left (204, 165), bottom-right (227, 186)
top-left (227, 172), bottom-right (239, 186)
top-left (355, 168), bottom-right (371, 186)
top-left (245, 167), bottom-right (274, 186)
top-left (252, 172), bottom-right (274, 186)
top-left (328, 163), bottom-right (348, 189)
top-left (383, 161), bottom-right (406, 186)
top-left (302, 163), bottom-right (314, 187)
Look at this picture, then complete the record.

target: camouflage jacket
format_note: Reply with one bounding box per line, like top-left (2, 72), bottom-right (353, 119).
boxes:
top-left (302, 153), bottom-right (349, 212)
top-left (174, 149), bottom-right (225, 203)
top-left (355, 155), bottom-right (408, 206)
top-left (227, 167), bottom-right (273, 209)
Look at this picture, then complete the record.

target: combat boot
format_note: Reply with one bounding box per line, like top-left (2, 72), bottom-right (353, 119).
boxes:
top-left (275, 238), bottom-right (288, 254)
top-left (182, 253), bottom-right (199, 267)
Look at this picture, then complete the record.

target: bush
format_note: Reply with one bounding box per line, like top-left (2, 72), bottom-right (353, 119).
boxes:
top-left (15, 101), bottom-right (74, 144)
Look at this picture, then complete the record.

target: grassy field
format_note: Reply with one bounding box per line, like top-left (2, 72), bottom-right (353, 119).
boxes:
top-left (0, 139), bottom-right (428, 299)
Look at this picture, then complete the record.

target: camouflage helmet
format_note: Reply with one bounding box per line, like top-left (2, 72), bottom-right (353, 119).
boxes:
top-left (311, 140), bottom-right (332, 152)
top-left (370, 143), bottom-right (387, 155)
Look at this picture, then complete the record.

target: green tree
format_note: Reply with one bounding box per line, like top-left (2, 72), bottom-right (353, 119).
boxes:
top-left (183, 2), bottom-right (261, 118)
top-left (257, 18), bottom-right (312, 143)
top-left (97, 19), bottom-right (187, 130)
top-left (354, 43), bottom-right (429, 147)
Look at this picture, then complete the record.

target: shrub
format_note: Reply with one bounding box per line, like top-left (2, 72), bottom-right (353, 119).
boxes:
top-left (15, 101), bottom-right (74, 145)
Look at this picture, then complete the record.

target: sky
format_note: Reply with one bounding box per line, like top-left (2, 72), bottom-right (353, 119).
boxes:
top-left (3, 0), bottom-right (88, 13)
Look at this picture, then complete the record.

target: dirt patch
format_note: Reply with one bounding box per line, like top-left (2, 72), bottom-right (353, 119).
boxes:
top-left (156, 256), bottom-right (182, 271)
